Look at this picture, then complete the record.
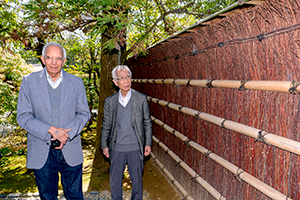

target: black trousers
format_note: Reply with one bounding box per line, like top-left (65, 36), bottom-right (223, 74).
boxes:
top-left (34, 148), bottom-right (83, 200)
top-left (110, 150), bottom-right (144, 200)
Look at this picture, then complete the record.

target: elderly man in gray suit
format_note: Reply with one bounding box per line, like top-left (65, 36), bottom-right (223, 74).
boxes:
top-left (101, 65), bottom-right (152, 200)
top-left (17, 42), bottom-right (90, 200)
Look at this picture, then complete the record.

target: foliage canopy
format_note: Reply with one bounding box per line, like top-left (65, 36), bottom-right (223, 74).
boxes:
top-left (0, 48), bottom-right (32, 126)
top-left (2, 0), bottom-right (236, 57)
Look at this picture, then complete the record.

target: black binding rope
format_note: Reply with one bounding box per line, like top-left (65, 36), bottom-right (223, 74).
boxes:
top-left (218, 42), bottom-right (224, 47)
top-left (173, 79), bottom-right (177, 85)
top-left (195, 111), bottom-right (202, 120)
top-left (152, 79), bottom-right (156, 84)
top-left (191, 174), bottom-right (200, 182)
top-left (175, 54), bottom-right (180, 60)
top-left (166, 102), bottom-right (171, 108)
top-left (161, 79), bottom-right (165, 84)
top-left (172, 129), bottom-right (176, 136)
top-left (155, 99), bottom-right (160, 104)
top-left (255, 130), bottom-right (269, 144)
top-left (178, 106), bottom-right (183, 113)
top-left (239, 80), bottom-right (248, 91)
top-left (221, 119), bottom-right (227, 129)
top-left (205, 150), bottom-right (212, 157)
top-left (257, 33), bottom-right (265, 41)
top-left (182, 194), bottom-right (189, 200)
top-left (192, 50), bottom-right (197, 56)
top-left (184, 138), bottom-right (191, 146)
top-left (206, 79), bottom-right (214, 88)
top-left (165, 148), bottom-right (170, 154)
top-left (288, 80), bottom-right (300, 95)
top-left (175, 159), bottom-right (183, 166)
top-left (157, 139), bottom-right (161, 145)
top-left (170, 178), bottom-right (175, 184)
top-left (186, 79), bottom-right (192, 87)
top-left (234, 169), bottom-right (245, 182)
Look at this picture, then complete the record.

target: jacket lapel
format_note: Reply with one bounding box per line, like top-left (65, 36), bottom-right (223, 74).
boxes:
top-left (38, 68), bottom-right (52, 115)
top-left (131, 90), bottom-right (137, 123)
top-left (111, 92), bottom-right (119, 134)
top-left (113, 92), bottom-right (119, 117)
top-left (59, 70), bottom-right (71, 114)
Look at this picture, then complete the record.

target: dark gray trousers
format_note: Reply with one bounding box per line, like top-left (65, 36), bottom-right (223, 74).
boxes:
top-left (110, 150), bottom-right (143, 200)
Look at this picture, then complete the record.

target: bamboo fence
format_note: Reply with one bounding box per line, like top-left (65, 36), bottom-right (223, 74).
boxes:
top-left (147, 96), bottom-right (300, 156)
top-left (132, 79), bottom-right (300, 94)
top-left (150, 153), bottom-right (194, 200)
top-left (152, 136), bottom-right (227, 200)
top-left (126, 0), bottom-right (300, 198)
top-left (129, 20), bottom-right (300, 69)
top-left (151, 116), bottom-right (291, 200)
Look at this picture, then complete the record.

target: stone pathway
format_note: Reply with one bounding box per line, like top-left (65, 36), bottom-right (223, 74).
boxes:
top-left (0, 190), bottom-right (151, 200)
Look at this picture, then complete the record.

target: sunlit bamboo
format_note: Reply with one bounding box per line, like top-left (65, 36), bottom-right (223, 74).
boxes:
top-left (152, 117), bottom-right (292, 200)
top-left (148, 97), bottom-right (300, 156)
top-left (133, 79), bottom-right (300, 94)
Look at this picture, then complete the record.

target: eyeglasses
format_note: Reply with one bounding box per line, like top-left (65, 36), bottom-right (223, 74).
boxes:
top-left (44, 56), bottom-right (64, 63)
top-left (117, 75), bottom-right (131, 82)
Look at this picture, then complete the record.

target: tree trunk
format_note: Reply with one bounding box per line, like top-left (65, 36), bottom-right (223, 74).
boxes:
top-left (88, 28), bottom-right (126, 190)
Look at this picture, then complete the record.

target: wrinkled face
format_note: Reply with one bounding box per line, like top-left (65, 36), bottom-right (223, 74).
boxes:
top-left (113, 68), bottom-right (131, 96)
top-left (41, 45), bottom-right (66, 80)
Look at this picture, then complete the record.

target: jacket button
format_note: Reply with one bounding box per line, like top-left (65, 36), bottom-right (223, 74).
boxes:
top-left (46, 142), bottom-right (49, 145)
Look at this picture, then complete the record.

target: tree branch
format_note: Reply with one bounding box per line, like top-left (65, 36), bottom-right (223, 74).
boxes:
top-left (126, 1), bottom-right (202, 57)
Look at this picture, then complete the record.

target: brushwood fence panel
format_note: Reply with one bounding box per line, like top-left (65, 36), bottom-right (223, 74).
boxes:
top-left (127, 0), bottom-right (300, 199)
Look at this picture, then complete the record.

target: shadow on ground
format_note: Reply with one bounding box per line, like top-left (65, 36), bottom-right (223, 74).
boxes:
top-left (0, 156), bottom-right (37, 194)
top-left (86, 154), bottom-right (181, 200)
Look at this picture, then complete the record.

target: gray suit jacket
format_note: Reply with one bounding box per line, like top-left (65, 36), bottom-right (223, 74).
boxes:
top-left (17, 68), bottom-right (90, 169)
top-left (100, 89), bottom-right (152, 160)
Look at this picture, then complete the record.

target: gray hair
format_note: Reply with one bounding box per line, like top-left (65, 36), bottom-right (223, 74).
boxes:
top-left (112, 65), bottom-right (132, 80)
top-left (42, 42), bottom-right (67, 58)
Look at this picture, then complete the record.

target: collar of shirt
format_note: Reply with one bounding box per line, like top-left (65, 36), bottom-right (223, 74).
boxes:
top-left (118, 89), bottom-right (132, 107)
top-left (46, 69), bottom-right (63, 89)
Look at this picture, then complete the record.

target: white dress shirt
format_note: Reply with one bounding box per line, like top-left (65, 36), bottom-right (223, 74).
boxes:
top-left (46, 69), bottom-right (63, 89)
top-left (119, 89), bottom-right (132, 107)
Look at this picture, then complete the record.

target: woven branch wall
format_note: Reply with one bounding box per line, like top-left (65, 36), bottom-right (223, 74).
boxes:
top-left (127, 0), bottom-right (300, 199)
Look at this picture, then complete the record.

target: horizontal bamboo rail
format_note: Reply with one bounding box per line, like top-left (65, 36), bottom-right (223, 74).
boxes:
top-left (150, 153), bottom-right (194, 200)
top-left (132, 79), bottom-right (300, 94)
top-left (151, 116), bottom-right (292, 200)
top-left (152, 136), bottom-right (227, 200)
top-left (148, 96), bottom-right (300, 156)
